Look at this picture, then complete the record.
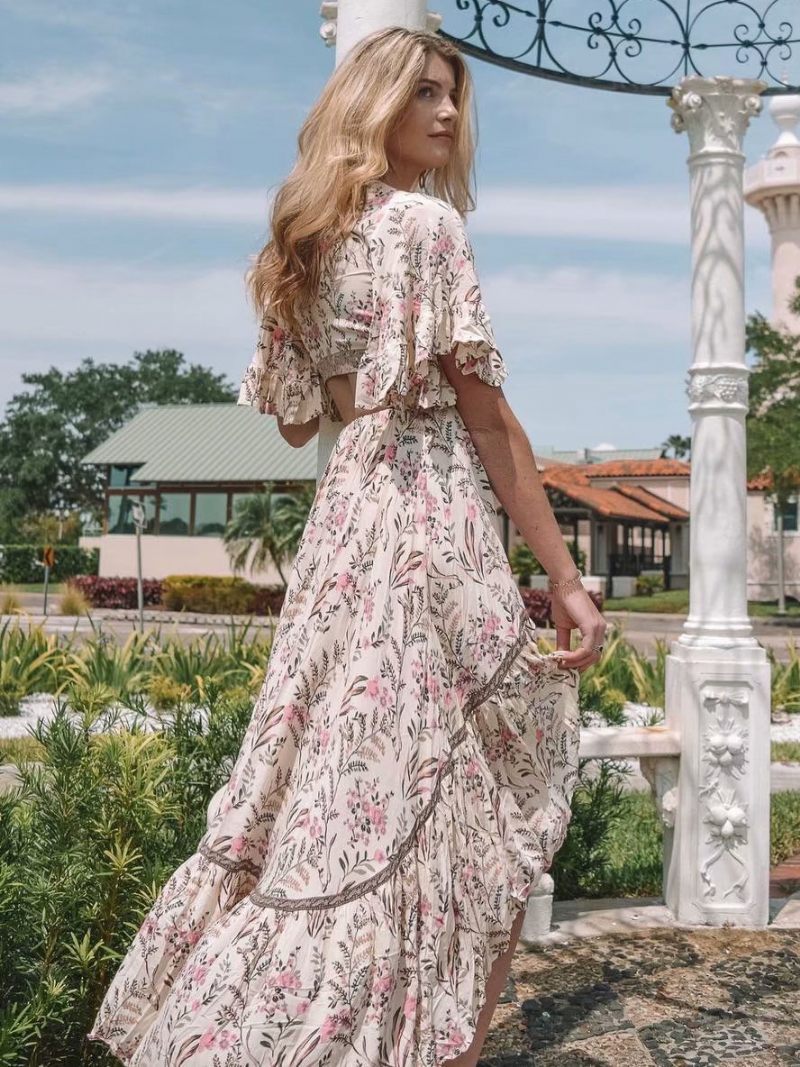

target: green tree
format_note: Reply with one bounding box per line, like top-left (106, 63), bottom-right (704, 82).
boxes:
top-left (0, 350), bottom-right (235, 524)
top-left (660, 433), bottom-right (691, 460)
top-left (746, 279), bottom-right (800, 614)
top-left (223, 484), bottom-right (314, 589)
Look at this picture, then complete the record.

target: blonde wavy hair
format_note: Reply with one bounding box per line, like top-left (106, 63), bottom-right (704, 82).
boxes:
top-left (246, 26), bottom-right (476, 334)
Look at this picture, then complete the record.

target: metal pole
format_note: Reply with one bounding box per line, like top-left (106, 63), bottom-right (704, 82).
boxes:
top-left (131, 500), bottom-right (146, 633)
top-left (43, 565), bottom-right (50, 616)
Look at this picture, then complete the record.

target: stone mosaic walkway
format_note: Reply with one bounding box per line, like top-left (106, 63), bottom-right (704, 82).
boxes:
top-left (477, 927), bottom-right (800, 1066)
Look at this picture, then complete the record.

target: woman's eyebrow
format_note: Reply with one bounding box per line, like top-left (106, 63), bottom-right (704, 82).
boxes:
top-left (419, 77), bottom-right (457, 94)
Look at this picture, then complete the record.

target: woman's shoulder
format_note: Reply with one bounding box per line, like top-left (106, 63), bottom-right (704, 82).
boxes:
top-left (363, 182), bottom-right (465, 237)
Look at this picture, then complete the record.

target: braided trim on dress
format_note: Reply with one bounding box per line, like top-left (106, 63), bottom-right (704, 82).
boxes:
top-left (198, 843), bottom-right (261, 879)
top-left (247, 608), bottom-right (533, 912)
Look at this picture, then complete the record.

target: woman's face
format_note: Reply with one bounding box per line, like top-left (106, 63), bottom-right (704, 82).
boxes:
top-left (385, 52), bottom-right (459, 184)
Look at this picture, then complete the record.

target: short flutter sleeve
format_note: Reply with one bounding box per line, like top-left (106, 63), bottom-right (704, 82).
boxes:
top-left (237, 310), bottom-right (341, 424)
top-left (356, 194), bottom-right (508, 411)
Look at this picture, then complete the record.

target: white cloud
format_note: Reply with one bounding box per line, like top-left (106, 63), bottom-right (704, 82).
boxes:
top-left (0, 180), bottom-right (771, 249)
top-left (0, 68), bottom-right (114, 116)
top-left (471, 184), bottom-right (770, 250)
top-left (0, 252), bottom-right (256, 351)
top-left (0, 184), bottom-right (271, 223)
top-left (482, 264), bottom-right (691, 350)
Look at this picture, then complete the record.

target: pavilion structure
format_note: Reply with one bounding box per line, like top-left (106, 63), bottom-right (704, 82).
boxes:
top-left (314, 0), bottom-right (800, 930)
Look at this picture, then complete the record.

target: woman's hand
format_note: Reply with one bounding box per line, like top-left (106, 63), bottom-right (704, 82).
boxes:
top-left (550, 587), bottom-right (607, 672)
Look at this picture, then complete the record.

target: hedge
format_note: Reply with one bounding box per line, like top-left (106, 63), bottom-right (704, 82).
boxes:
top-left (163, 575), bottom-right (286, 616)
top-left (70, 576), bottom-right (163, 609)
top-left (0, 544), bottom-right (99, 584)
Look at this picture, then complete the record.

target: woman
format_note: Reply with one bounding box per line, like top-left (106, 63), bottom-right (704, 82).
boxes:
top-left (88, 26), bottom-right (606, 1067)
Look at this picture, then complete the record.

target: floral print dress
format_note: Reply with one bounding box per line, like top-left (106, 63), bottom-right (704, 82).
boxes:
top-left (87, 178), bottom-right (580, 1066)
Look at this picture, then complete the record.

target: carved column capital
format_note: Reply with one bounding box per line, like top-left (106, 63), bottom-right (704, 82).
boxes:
top-left (669, 76), bottom-right (765, 157)
top-left (319, 3), bottom-right (442, 47)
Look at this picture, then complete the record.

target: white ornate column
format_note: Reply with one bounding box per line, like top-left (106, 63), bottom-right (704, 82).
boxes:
top-left (665, 77), bottom-right (772, 927)
top-left (316, 0), bottom-right (441, 479)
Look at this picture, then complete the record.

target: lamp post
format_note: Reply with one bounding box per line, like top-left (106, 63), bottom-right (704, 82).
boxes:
top-left (130, 499), bottom-right (147, 633)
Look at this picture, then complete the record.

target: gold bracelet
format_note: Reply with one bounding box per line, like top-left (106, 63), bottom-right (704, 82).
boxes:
top-left (547, 570), bottom-right (583, 596)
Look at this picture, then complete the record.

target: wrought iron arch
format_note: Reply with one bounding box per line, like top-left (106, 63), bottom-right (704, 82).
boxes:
top-left (437, 1), bottom-right (800, 95)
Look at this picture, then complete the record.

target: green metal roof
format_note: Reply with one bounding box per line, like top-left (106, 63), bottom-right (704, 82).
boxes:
top-left (81, 403), bottom-right (317, 483)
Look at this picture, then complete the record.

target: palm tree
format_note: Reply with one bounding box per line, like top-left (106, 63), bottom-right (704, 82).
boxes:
top-left (660, 433), bottom-right (691, 460)
top-left (223, 482), bottom-right (313, 588)
top-left (271, 485), bottom-right (317, 559)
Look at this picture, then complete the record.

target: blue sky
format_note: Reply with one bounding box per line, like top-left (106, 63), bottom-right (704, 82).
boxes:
top-left (0, 1), bottom-right (792, 452)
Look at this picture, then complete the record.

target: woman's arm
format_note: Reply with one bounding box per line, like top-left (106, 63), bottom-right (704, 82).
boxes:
top-left (439, 349), bottom-right (606, 668)
top-left (277, 414), bottom-right (320, 448)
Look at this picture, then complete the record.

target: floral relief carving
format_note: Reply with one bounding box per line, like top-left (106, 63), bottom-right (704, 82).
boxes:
top-left (700, 787), bottom-right (749, 900)
top-left (685, 373), bottom-right (749, 408)
top-left (697, 683), bottom-right (752, 902)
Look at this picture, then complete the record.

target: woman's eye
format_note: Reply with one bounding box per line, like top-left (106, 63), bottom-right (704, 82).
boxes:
top-left (418, 86), bottom-right (433, 97)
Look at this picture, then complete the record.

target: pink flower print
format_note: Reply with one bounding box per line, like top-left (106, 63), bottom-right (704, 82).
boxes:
top-left (229, 834), bottom-right (247, 856)
top-left (536, 727), bottom-right (544, 743)
top-left (192, 964), bottom-right (208, 984)
top-left (415, 470), bottom-right (427, 490)
top-left (373, 848), bottom-right (386, 862)
top-left (483, 613), bottom-right (500, 635)
top-left (198, 1028), bottom-right (217, 1050)
top-left (366, 676), bottom-right (380, 698)
top-left (465, 757), bottom-right (479, 778)
top-left (443, 504), bottom-right (452, 522)
top-left (296, 999), bottom-right (310, 1016)
top-left (363, 594), bottom-right (375, 622)
top-left (384, 444), bottom-right (397, 463)
top-left (454, 256), bottom-right (467, 270)
top-left (190, 998), bottom-right (201, 1011)
top-left (272, 326), bottom-right (285, 346)
top-left (440, 1024), bottom-right (467, 1056)
top-left (184, 927), bottom-right (203, 947)
top-left (217, 1031), bottom-right (236, 1050)
top-left (334, 507), bottom-right (348, 527)
top-left (464, 863), bottom-right (475, 880)
top-left (426, 671), bottom-right (440, 700)
top-left (319, 726), bottom-right (330, 749)
top-left (419, 896), bottom-right (431, 917)
top-left (404, 993), bottom-right (418, 1019)
top-left (466, 501), bottom-right (478, 521)
top-left (336, 572), bottom-right (353, 591)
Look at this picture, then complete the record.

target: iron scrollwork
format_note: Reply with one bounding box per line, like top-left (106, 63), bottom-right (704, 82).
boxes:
top-left (438, 0), bottom-right (799, 95)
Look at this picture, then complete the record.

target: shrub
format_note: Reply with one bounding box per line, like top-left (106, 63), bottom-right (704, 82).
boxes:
top-left (519, 586), bottom-right (604, 626)
top-left (69, 576), bottom-right (163, 609)
top-left (0, 544), bottom-right (99, 584)
top-left (162, 575), bottom-right (255, 614)
top-left (250, 584), bottom-right (286, 617)
top-left (162, 576), bottom-right (286, 617)
top-left (635, 572), bottom-right (665, 597)
top-left (508, 544), bottom-right (541, 585)
top-left (59, 582), bottom-right (92, 617)
top-left (0, 590), bottom-right (23, 615)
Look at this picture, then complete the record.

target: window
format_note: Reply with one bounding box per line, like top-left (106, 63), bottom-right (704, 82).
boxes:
top-left (774, 498), bottom-right (799, 533)
top-left (194, 492), bottom-right (227, 536)
top-left (109, 464), bottom-right (144, 487)
top-left (158, 493), bottom-right (191, 535)
top-left (107, 494), bottom-right (156, 534)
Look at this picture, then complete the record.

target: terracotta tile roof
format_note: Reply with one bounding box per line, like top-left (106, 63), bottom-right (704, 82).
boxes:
top-left (541, 467), bottom-right (682, 522)
top-left (576, 458), bottom-right (691, 478)
top-left (613, 484), bottom-right (689, 520)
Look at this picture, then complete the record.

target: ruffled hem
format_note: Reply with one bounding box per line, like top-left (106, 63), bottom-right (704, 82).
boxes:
top-left (87, 639), bottom-right (579, 1067)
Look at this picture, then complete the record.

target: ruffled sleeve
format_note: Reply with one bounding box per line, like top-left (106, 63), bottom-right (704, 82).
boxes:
top-left (237, 310), bottom-right (341, 424)
top-left (356, 194), bottom-right (508, 410)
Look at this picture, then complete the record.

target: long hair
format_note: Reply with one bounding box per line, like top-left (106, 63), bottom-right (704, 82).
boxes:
top-left (246, 27), bottom-right (476, 334)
